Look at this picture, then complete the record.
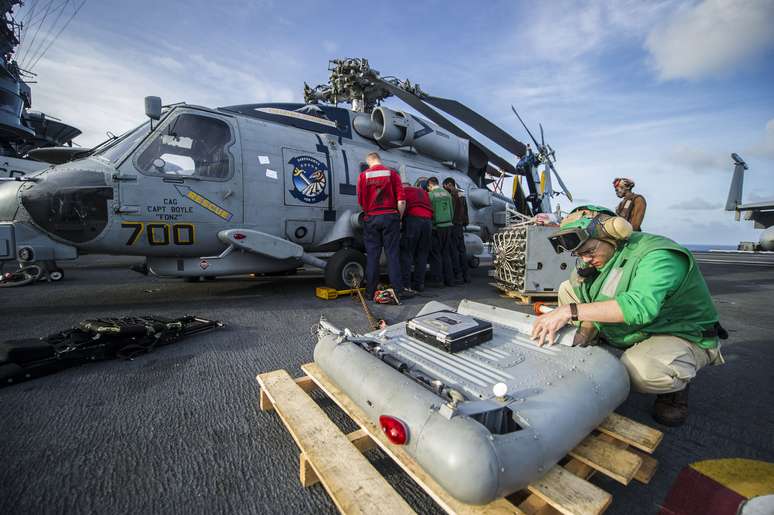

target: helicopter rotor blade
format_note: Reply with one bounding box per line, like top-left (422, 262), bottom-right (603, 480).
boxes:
top-left (422, 95), bottom-right (527, 157)
top-left (546, 159), bottom-right (573, 202)
top-left (510, 106), bottom-right (541, 150)
top-left (373, 78), bottom-right (518, 176)
top-left (539, 123), bottom-right (545, 148)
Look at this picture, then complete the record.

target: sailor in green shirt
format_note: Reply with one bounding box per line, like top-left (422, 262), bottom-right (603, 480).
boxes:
top-left (425, 177), bottom-right (455, 286)
top-left (531, 205), bottom-right (725, 426)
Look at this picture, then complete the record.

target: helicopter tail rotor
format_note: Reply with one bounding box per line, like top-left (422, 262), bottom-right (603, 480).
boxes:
top-left (511, 106), bottom-right (573, 202)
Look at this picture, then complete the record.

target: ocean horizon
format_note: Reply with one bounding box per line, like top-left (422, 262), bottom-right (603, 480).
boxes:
top-left (683, 244), bottom-right (739, 251)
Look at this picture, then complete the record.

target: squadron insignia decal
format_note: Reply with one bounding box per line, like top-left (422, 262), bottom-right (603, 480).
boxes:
top-left (288, 156), bottom-right (328, 204)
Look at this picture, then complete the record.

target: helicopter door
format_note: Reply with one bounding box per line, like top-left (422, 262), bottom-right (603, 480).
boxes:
top-left (118, 111), bottom-right (243, 233)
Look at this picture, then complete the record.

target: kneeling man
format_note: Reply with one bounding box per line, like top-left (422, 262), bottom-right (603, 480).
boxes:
top-left (531, 205), bottom-right (725, 426)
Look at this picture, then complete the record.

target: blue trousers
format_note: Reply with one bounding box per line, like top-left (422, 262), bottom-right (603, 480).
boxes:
top-left (363, 213), bottom-right (403, 296)
top-left (429, 226), bottom-right (454, 285)
top-left (400, 216), bottom-right (432, 290)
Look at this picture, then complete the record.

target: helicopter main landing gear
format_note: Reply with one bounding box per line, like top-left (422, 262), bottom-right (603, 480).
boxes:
top-left (324, 248), bottom-right (366, 290)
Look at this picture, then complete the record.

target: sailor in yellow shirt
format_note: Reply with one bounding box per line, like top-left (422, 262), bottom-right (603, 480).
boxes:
top-left (531, 205), bottom-right (725, 427)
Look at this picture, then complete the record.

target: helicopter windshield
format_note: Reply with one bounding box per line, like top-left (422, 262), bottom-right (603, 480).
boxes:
top-left (94, 122), bottom-right (151, 163)
top-left (135, 113), bottom-right (233, 179)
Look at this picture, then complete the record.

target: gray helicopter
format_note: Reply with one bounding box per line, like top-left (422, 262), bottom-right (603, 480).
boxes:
top-left (0, 58), bottom-right (568, 288)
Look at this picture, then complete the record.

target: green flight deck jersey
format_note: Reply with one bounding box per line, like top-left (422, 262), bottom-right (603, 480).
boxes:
top-left (428, 188), bottom-right (454, 229)
top-left (572, 232), bottom-right (720, 349)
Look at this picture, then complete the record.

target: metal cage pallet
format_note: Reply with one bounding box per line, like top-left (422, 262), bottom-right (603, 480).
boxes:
top-left (257, 363), bottom-right (663, 515)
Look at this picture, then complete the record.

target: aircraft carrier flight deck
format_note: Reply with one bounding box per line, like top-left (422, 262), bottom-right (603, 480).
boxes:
top-left (0, 253), bottom-right (772, 515)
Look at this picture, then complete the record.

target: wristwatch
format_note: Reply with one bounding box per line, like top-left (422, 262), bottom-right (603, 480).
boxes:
top-left (569, 303), bottom-right (579, 322)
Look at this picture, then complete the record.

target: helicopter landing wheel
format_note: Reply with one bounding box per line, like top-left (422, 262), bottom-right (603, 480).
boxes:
top-left (325, 248), bottom-right (366, 290)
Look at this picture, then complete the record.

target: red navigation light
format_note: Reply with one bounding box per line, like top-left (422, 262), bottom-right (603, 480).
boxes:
top-left (233, 233), bottom-right (246, 240)
top-left (379, 415), bottom-right (408, 445)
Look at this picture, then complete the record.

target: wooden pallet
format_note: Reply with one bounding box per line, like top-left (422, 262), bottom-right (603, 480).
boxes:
top-left (257, 364), bottom-right (663, 515)
top-left (490, 283), bottom-right (559, 305)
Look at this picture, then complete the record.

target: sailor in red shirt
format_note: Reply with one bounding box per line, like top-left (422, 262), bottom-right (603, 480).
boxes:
top-left (357, 152), bottom-right (409, 300)
top-left (399, 182), bottom-right (433, 292)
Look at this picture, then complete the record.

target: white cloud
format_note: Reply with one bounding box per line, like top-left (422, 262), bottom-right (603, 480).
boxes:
top-left (28, 31), bottom-right (297, 147)
top-left (668, 197), bottom-right (721, 210)
top-left (746, 118), bottom-right (774, 159)
top-left (520, 0), bottom-right (677, 63)
top-left (322, 40), bottom-right (339, 54)
top-left (667, 144), bottom-right (729, 173)
top-left (746, 191), bottom-right (774, 203)
top-left (586, 116), bottom-right (697, 140)
top-left (649, 217), bottom-right (759, 245)
top-left (149, 56), bottom-right (185, 73)
top-left (645, 0), bottom-right (774, 80)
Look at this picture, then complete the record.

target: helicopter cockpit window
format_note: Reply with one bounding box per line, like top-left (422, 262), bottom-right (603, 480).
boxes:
top-left (97, 122), bottom-right (151, 163)
top-left (136, 113), bottom-right (233, 180)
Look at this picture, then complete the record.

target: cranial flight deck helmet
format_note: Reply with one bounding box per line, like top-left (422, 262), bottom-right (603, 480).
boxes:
top-left (612, 177), bottom-right (635, 190)
top-left (548, 205), bottom-right (633, 254)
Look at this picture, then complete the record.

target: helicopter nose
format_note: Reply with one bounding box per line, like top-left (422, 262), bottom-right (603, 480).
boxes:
top-left (0, 179), bottom-right (23, 222)
top-left (19, 167), bottom-right (114, 243)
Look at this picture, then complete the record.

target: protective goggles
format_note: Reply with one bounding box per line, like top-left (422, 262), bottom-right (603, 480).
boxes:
top-left (548, 227), bottom-right (590, 254)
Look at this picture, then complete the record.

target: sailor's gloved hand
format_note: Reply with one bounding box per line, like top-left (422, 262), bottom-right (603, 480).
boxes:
top-left (530, 305), bottom-right (572, 347)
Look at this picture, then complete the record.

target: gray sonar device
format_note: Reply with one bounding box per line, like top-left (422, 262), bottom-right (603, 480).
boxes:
top-left (406, 311), bottom-right (493, 353)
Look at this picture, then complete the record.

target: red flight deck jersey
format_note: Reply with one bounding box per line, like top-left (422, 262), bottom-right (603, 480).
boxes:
top-left (357, 164), bottom-right (405, 219)
top-left (403, 186), bottom-right (433, 219)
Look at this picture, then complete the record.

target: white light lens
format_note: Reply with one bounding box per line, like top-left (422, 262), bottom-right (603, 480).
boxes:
top-left (493, 382), bottom-right (508, 397)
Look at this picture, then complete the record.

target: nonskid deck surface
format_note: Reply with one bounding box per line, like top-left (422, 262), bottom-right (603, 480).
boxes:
top-left (0, 254), bottom-right (772, 514)
top-left (692, 250), bottom-right (774, 267)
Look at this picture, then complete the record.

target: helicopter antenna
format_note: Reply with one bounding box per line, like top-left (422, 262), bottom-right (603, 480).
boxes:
top-left (27, 1), bottom-right (88, 72)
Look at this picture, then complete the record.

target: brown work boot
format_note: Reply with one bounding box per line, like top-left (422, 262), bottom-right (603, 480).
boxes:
top-left (652, 385), bottom-right (689, 427)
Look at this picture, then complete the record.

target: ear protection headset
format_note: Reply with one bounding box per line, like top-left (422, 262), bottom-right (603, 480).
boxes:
top-left (585, 214), bottom-right (633, 246)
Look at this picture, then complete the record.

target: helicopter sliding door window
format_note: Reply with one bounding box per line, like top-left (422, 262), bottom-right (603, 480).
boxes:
top-left (136, 113), bottom-right (233, 180)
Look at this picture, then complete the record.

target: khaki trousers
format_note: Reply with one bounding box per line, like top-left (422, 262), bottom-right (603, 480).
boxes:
top-left (558, 280), bottom-right (721, 394)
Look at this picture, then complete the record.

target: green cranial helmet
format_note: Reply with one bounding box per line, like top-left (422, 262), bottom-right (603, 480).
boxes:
top-left (567, 205), bottom-right (616, 217)
top-left (547, 205), bottom-right (630, 254)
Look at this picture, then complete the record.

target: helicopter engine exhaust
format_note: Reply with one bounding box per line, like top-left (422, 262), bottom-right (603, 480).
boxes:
top-left (354, 107), bottom-right (469, 171)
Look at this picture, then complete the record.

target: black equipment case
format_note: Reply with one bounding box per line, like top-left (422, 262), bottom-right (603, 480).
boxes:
top-left (406, 311), bottom-right (493, 353)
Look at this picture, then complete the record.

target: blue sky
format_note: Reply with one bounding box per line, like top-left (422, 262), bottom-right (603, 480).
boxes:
top-left (13, 0), bottom-right (774, 245)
